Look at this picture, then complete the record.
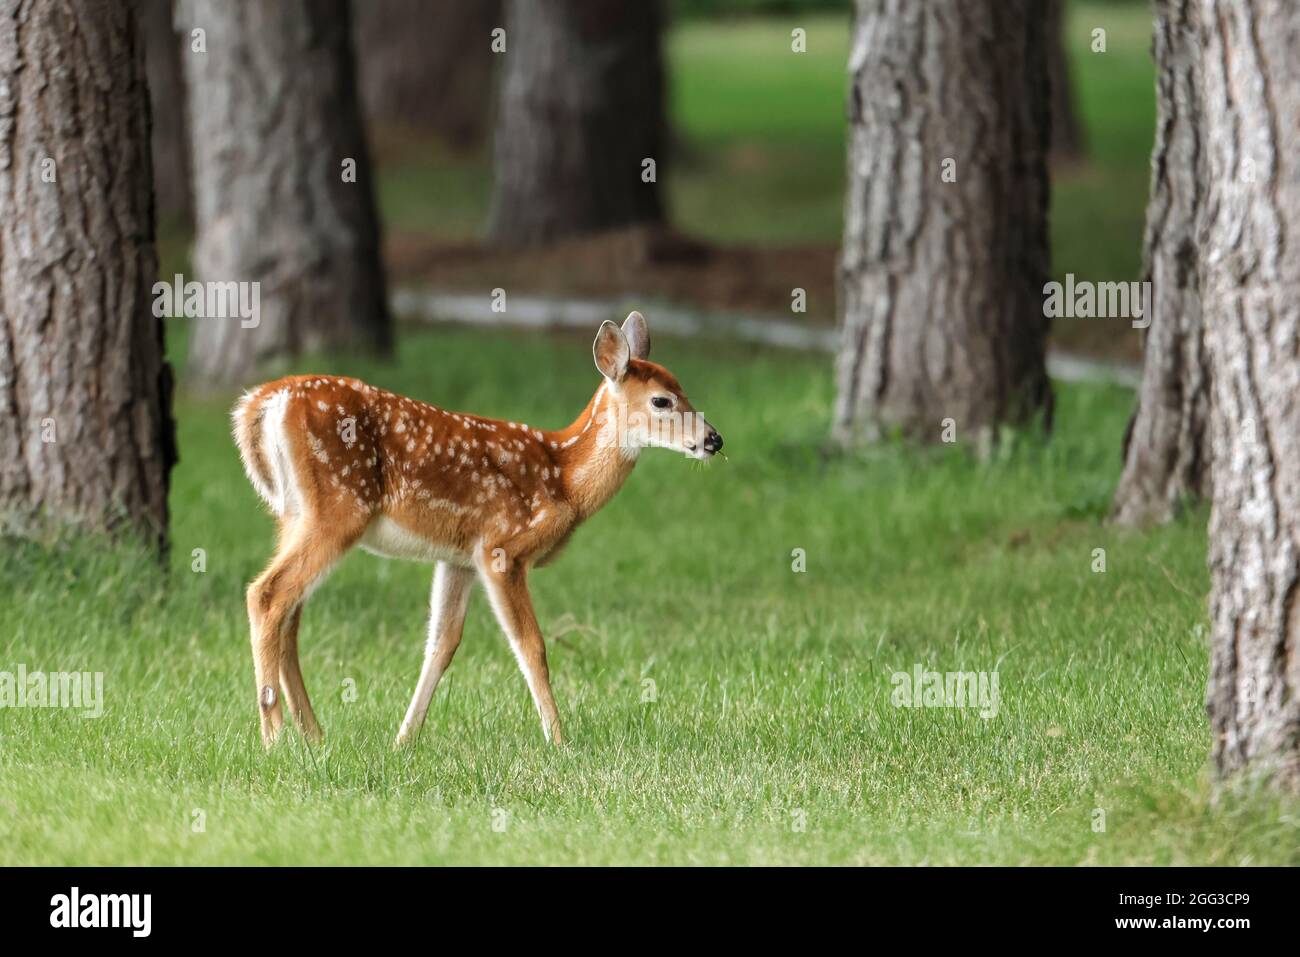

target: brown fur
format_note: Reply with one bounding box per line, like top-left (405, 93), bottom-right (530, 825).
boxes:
top-left (234, 315), bottom-right (719, 746)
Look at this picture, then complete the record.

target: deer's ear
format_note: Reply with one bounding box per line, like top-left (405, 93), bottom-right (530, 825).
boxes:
top-left (593, 320), bottom-right (630, 382)
top-left (621, 310), bottom-right (650, 360)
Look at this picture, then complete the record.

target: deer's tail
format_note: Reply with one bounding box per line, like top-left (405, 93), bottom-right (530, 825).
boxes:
top-left (232, 386), bottom-right (297, 517)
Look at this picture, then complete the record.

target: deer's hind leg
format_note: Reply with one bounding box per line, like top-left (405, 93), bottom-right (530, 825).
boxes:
top-left (395, 561), bottom-right (475, 747)
top-left (247, 515), bottom-right (362, 746)
top-left (279, 605), bottom-right (321, 742)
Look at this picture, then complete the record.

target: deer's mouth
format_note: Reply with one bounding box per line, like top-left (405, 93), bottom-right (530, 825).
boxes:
top-left (685, 429), bottom-right (723, 459)
top-left (683, 439), bottom-right (720, 461)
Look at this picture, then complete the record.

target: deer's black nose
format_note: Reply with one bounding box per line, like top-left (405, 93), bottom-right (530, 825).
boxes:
top-left (704, 430), bottom-right (723, 454)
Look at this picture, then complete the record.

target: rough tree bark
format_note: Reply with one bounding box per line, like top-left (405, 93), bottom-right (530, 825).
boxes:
top-left (487, 0), bottom-right (666, 245)
top-left (0, 0), bottom-right (176, 551)
top-left (1047, 0), bottom-right (1087, 162)
top-left (354, 0), bottom-right (500, 149)
top-left (180, 0), bottom-right (390, 386)
top-left (1200, 0), bottom-right (1300, 792)
top-left (1109, 0), bottom-right (1209, 526)
top-left (139, 0), bottom-right (191, 225)
top-left (832, 0), bottom-right (1053, 445)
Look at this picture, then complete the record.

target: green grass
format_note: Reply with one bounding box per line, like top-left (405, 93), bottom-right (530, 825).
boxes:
top-left (667, 14), bottom-right (851, 244)
top-left (2, 324), bottom-right (1296, 865)
top-left (375, 138), bottom-right (495, 242)
top-left (1051, 3), bottom-right (1157, 284)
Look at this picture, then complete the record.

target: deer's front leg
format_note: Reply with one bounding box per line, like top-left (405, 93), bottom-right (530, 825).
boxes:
top-left (395, 561), bottom-right (474, 747)
top-left (477, 553), bottom-right (563, 745)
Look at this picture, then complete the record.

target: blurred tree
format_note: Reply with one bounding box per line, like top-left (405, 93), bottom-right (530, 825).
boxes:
top-left (1047, 0), bottom-right (1086, 162)
top-left (1110, 0), bottom-right (1207, 526)
top-left (832, 0), bottom-right (1053, 445)
top-left (139, 0), bottom-right (192, 226)
top-left (488, 0), bottom-right (667, 245)
top-left (673, 0), bottom-right (846, 13)
top-left (1201, 0), bottom-right (1300, 793)
top-left (0, 0), bottom-right (176, 552)
top-left (180, 0), bottom-right (391, 386)
top-left (354, 0), bottom-right (501, 149)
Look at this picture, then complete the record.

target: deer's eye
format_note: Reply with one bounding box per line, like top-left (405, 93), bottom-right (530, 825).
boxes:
top-left (651, 395), bottom-right (673, 410)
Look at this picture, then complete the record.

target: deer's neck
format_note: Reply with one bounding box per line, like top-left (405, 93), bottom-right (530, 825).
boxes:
top-left (550, 381), bottom-right (638, 518)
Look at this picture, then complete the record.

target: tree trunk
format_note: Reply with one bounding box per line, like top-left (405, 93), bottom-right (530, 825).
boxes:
top-left (354, 0), bottom-right (500, 149)
top-left (1109, 0), bottom-right (1209, 526)
top-left (1201, 0), bottom-right (1300, 792)
top-left (0, 0), bottom-right (176, 552)
top-left (832, 0), bottom-right (1053, 445)
top-left (487, 0), bottom-right (666, 245)
top-left (180, 0), bottom-right (391, 387)
top-left (139, 0), bottom-right (191, 225)
top-left (1047, 0), bottom-right (1087, 162)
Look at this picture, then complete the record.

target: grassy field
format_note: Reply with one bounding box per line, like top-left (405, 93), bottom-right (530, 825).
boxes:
top-left (7, 3), bottom-right (1289, 867)
top-left (2, 323), bottom-right (1297, 865)
top-left (374, 3), bottom-right (1156, 286)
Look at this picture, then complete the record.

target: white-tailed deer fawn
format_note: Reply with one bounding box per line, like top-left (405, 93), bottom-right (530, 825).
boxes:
top-left (233, 312), bottom-right (722, 747)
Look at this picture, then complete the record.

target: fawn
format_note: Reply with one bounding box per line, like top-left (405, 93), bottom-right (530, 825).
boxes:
top-left (233, 312), bottom-right (722, 747)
